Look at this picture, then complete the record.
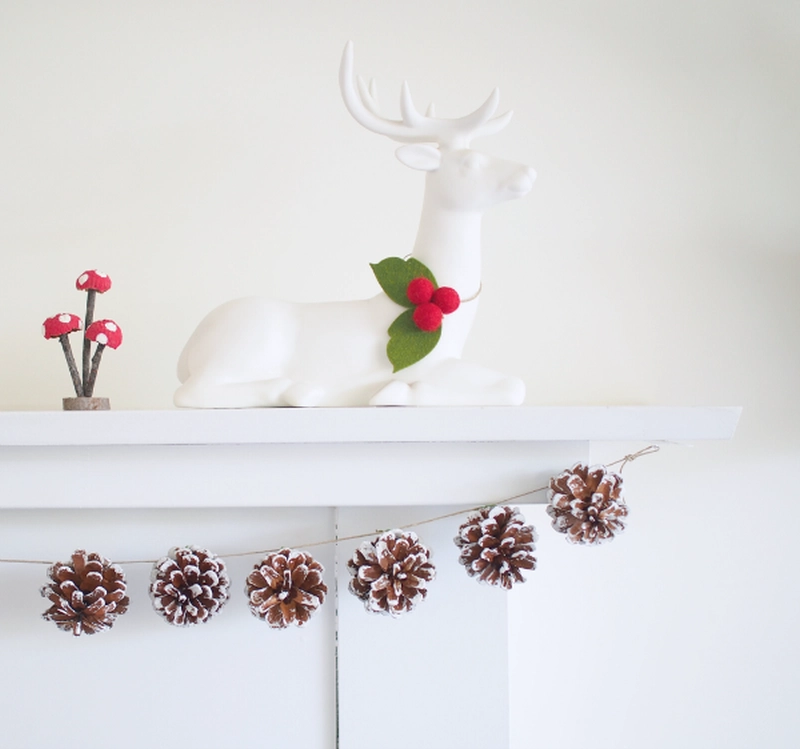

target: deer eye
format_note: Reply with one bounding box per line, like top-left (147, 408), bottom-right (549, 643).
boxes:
top-left (461, 152), bottom-right (486, 171)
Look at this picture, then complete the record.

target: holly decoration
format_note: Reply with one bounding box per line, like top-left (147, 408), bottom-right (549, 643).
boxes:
top-left (371, 257), bottom-right (461, 372)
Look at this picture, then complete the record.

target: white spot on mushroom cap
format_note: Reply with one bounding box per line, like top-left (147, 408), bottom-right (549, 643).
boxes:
top-left (78, 273), bottom-right (88, 285)
top-left (96, 333), bottom-right (109, 345)
top-left (58, 313), bottom-right (72, 323)
top-left (104, 322), bottom-right (117, 332)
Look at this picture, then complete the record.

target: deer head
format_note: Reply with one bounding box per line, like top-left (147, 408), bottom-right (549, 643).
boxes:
top-left (339, 41), bottom-right (536, 214)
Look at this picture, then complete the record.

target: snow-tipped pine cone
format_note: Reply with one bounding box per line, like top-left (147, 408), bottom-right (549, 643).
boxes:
top-left (547, 463), bottom-right (628, 545)
top-left (246, 549), bottom-right (328, 629)
top-left (41, 550), bottom-right (129, 636)
top-left (348, 530), bottom-right (435, 617)
top-left (150, 546), bottom-right (230, 626)
top-left (454, 505), bottom-right (537, 589)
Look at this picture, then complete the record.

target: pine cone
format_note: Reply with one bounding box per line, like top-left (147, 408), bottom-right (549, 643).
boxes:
top-left (41, 550), bottom-right (129, 636)
top-left (547, 463), bottom-right (628, 545)
top-left (348, 530), bottom-right (435, 617)
top-left (150, 546), bottom-right (230, 626)
top-left (246, 549), bottom-right (328, 629)
top-left (454, 505), bottom-right (537, 589)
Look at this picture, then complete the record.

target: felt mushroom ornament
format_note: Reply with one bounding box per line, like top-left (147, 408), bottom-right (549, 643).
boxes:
top-left (84, 319), bottom-right (123, 397)
top-left (76, 270), bottom-right (111, 386)
top-left (42, 270), bottom-right (122, 409)
top-left (42, 313), bottom-right (83, 396)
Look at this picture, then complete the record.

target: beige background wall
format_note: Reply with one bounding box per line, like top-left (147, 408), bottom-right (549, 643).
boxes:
top-left (1, 2), bottom-right (798, 747)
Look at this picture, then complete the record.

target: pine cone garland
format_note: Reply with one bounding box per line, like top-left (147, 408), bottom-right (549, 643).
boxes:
top-left (246, 549), bottom-right (328, 629)
top-left (348, 530), bottom-right (435, 617)
top-left (547, 463), bottom-right (628, 545)
top-left (454, 506), bottom-right (537, 589)
top-left (41, 550), bottom-right (129, 636)
top-left (150, 546), bottom-right (230, 626)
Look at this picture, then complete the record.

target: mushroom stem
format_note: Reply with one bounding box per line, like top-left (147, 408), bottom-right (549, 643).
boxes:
top-left (85, 343), bottom-right (106, 397)
top-left (59, 335), bottom-right (83, 397)
top-left (82, 289), bottom-right (96, 391)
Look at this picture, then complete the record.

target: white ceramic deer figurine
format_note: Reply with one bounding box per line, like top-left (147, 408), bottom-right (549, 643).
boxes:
top-left (174, 42), bottom-right (535, 408)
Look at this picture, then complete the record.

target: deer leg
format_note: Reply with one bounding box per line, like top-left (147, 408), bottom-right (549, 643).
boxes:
top-left (282, 382), bottom-right (326, 407)
top-left (405, 360), bottom-right (526, 406)
top-left (368, 379), bottom-right (412, 406)
top-left (174, 376), bottom-right (293, 409)
top-left (406, 377), bottom-right (525, 405)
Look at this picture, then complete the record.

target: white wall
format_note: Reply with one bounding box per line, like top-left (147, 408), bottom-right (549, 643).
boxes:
top-left (0, 2), bottom-right (797, 747)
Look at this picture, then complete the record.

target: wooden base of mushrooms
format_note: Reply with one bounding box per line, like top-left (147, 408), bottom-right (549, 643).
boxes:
top-left (62, 397), bottom-right (110, 411)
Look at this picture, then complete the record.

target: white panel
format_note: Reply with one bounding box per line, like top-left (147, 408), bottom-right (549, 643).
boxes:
top-left (0, 507), bottom-right (336, 749)
top-left (335, 442), bottom-right (587, 749)
top-left (336, 505), bottom-right (510, 749)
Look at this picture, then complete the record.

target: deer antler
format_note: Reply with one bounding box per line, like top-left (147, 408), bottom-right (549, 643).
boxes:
top-left (340, 41), bottom-right (513, 149)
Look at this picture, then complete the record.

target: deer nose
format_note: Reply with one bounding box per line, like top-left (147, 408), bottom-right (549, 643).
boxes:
top-left (523, 167), bottom-right (537, 189)
top-left (505, 166), bottom-right (536, 196)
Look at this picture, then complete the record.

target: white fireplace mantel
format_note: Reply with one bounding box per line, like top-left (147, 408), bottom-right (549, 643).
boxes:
top-left (0, 406), bottom-right (740, 509)
top-left (0, 405), bottom-right (740, 749)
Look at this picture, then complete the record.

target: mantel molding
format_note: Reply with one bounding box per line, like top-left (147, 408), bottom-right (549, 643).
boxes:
top-left (0, 406), bottom-right (741, 447)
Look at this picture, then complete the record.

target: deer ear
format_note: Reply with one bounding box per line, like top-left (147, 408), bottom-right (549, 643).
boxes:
top-left (395, 144), bottom-right (441, 172)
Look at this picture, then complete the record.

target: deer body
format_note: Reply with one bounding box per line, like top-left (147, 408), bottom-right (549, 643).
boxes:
top-left (174, 44), bottom-right (535, 408)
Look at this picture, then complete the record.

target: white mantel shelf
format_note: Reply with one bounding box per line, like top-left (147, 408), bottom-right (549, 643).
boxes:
top-left (0, 406), bottom-right (740, 509)
top-left (0, 406), bottom-right (740, 446)
top-left (0, 407), bottom-right (744, 749)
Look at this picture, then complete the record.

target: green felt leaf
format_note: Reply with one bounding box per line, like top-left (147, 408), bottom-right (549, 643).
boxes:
top-left (386, 308), bottom-right (441, 372)
top-left (370, 257), bottom-right (438, 308)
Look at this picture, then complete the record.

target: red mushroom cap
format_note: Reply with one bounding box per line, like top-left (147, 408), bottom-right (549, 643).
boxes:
top-left (76, 270), bottom-right (112, 293)
top-left (85, 319), bottom-right (123, 349)
top-left (43, 313), bottom-right (82, 339)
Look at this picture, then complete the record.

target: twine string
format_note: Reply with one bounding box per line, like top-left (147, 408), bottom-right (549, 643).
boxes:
top-left (0, 445), bottom-right (659, 567)
top-left (460, 283), bottom-right (482, 304)
top-left (614, 444), bottom-right (661, 473)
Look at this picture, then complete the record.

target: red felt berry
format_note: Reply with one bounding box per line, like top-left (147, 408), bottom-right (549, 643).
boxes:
top-left (406, 277), bottom-right (435, 305)
top-left (412, 302), bottom-right (443, 332)
top-left (432, 286), bottom-right (460, 315)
